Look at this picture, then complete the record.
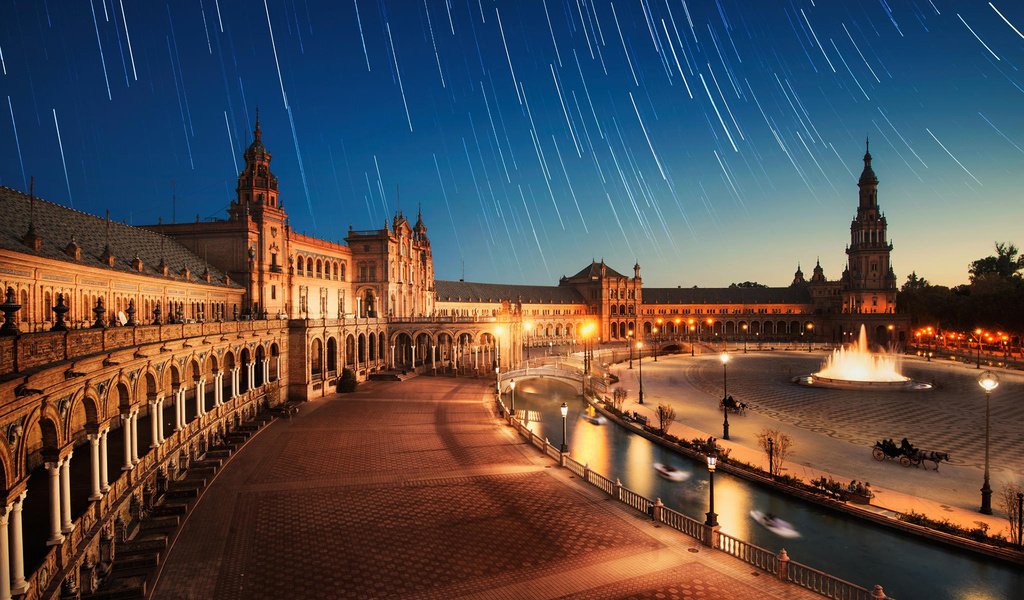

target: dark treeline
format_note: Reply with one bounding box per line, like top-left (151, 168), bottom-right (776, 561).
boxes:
top-left (898, 242), bottom-right (1024, 337)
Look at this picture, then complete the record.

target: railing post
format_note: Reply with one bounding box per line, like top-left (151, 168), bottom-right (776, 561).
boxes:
top-left (705, 523), bottom-right (720, 548)
top-left (612, 478), bottom-right (622, 501)
top-left (559, 450), bottom-right (568, 467)
top-left (777, 549), bottom-right (789, 582)
top-left (653, 497), bottom-right (663, 522)
top-left (583, 463), bottom-right (591, 483)
top-left (543, 437), bottom-right (549, 455)
top-left (871, 585), bottom-right (888, 599)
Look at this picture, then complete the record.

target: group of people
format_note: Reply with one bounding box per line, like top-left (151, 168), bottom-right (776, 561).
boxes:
top-left (878, 437), bottom-right (917, 456)
top-left (847, 480), bottom-right (874, 498)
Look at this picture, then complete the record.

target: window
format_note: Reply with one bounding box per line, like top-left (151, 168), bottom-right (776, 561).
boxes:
top-left (271, 286), bottom-right (276, 300)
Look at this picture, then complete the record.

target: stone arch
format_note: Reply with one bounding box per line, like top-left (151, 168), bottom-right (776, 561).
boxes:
top-left (309, 339), bottom-right (323, 380)
top-left (378, 331), bottom-right (386, 364)
top-left (393, 332), bottom-right (413, 368)
top-left (315, 259), bottom-right (323, 278)
top-left (188, 358), bottom-right (203, 385)
top-left (358, 333), bottom-right (366, 364)
top-left (255, 345), bottom-right (266, 386)
top-left (224, 350), bottom-right (236, 375)
top-left (297, 254), bottom-right (305, 276)
top-left (204, 353), bottom-right (220, 378)
top-left (344, 335), bottom-right (355, 367)
top-left (269, 343), bottom-right (279, 380)
top-left (0, 443), bottom-right (12, 494)
top-left (306, 257), bottom-right (314, 275)
top-left (241, 347), bottom-right (253, 391)
top-left (326, 336), bottom-right (338, 373)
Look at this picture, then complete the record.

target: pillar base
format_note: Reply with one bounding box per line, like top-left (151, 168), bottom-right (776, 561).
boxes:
top-left (11, 581), bottom-right (30, 595)
top-left (101, 485), bottom-right (111, 493)
top-left (46, 534), bottom-right (65, 546)
top-left (89, 492), bottom-right (103, 501)
top-left (122, 465), bottom-right (133, 472)
top-left (61, 523), bottom-right (76, 535)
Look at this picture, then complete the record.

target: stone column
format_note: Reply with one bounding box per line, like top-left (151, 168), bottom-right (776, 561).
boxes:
top-left (121, 414), bottom-right (132, 470)
top-left (156, 394), bottom-right (165, 442)
top-left (390, 345), bottom-right (395, 369)
top-left (173, 388), bottom-right (184, 431)
top-left (99, 429), bottom-right (110, 492)
top-left (275, 356), bottom-right (281, 381)
top-left (248, 362), bottom-right (256, 390)
top-left (0, 505), bottom-right (10, 600)
top-left (10, 492), bottom-right (27, 595)
top-left (263, 359), bottom-right (270, 384)
top-left (214, 373), bottom-right (223, 406)
top-left (232, 368), bottom-right (239, 398)
top-left (196, 379), bottom-right (206, 416)
top-left (130, 411), bottom-right (140, 465)
top-left (45, 463), bottom-right (63, 545)
top-left (150, 400), bottom-right (160, 449)
top-left (88, 434), bottom-right (102, 500)
top-left (60, 453), bottom-right (74, 533)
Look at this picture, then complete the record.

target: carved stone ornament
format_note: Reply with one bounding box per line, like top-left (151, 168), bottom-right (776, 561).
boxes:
top-left (6, 419), bottom-right (25, 446)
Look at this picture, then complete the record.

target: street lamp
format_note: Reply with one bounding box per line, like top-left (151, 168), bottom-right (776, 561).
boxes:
top-left (767, 436), bottom-right (775, 477)
top-left (524, 322), bottom-right (532, 362)
top-left (628, 329), bottom-right (634, 369)
top-left (705, 451), bottom-right (719, 527)
top-left (742, 323), bottom-right (748, 353)
top-left (637, 341), bottom-right (645, 405)
top-left (495, 364), bottom-right (500, 392)
top-left (975, 328), bottom-right (983, 369)
top-left (689, 322), bottom-right (696, 356)
top-left (509, 378), bottom-right (516, 416)
top-left (806, 322), bottom-right (814, 352)
top-left (977, 371), bottom-right (998, 514)
top-left (652, 326), bottom-right (659, 362)
top-left (720, 352), bottom-right (731, 440)
top-left (560, 401), bottom-right (569, 452)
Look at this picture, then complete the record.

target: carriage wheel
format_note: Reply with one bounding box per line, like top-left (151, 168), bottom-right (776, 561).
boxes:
top-left (899, 456), bottom-right (912, 467)
top-left (872, 448), bottom-right (885, 461)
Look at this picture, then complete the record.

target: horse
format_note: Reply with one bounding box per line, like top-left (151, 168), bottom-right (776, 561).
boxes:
top-left (921, 451), bottom-right (950, 471)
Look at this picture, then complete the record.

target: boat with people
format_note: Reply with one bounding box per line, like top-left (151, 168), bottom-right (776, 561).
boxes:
top-left (653, 462), bottom-right (691, 481)
top-left (750, 510), bottom-right (801, 538)
top-left (581, 413), bottom-right (608, 425)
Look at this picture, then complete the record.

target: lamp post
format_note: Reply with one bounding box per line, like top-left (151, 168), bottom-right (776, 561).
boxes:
top-left (652, 326), bottom-right (659, 362)
top-left (977, 371), bottom-right (998, 514)
top-left (637, 341), bottom-right (645, 405)
top-left (560, 401), bottom-right (569, 452)
top-left (509, 378), bottom-right (516, 416)
top-left (705, 452), bottom-right (719, 527)
top-left (628, 329), bottom-right (634, 369)
top-left (720, 352), bottom-right (731, 440)
top-left (689, 323), bottom-right (695, 356)
top-left (495, 364), bottom-right (500, 392)
top-left (524, 323), bottom-right (532, 363)
top-left (975, 328), bottom-right (983, 368)
top-left (742, 323), bottom-right (748, 353)
top-left (807, 322), bottom-right (814, 352)
top-left (767, 437), bottom-right (775, 477)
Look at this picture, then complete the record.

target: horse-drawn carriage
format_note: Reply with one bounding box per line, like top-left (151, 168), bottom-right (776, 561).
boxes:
top-left (720, 395), bottom-right (748, 415)
top-left (872, 438), bottom-right (950, 470)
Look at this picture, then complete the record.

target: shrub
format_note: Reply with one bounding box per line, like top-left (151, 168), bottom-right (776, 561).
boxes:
top-left (337, 368), bottom-right (358, 393)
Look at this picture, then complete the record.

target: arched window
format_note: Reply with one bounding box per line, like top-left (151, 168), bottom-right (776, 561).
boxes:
top-left (307, 258), bottom-right (314, 275)
top-left (340, 263), bottom-right (346, 281)
top-left (333, 263), bottom-right (339, 280)
top-left (297, 256), bottom-right (305, 275)
top-left (315, 259), bottom-right (322, 278)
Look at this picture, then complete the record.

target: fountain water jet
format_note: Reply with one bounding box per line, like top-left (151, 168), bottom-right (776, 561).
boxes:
top-left (795, 325), bottom-right (931, 390)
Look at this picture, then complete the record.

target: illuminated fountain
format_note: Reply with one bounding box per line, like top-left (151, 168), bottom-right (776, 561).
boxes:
top-left (795, 325), bottom-right (932, 390)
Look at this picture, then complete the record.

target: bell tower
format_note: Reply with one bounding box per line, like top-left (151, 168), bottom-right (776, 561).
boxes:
top-left (230, 109), bottom-right (284, 221)
top-left (843, 141), bottom-right (897, 315)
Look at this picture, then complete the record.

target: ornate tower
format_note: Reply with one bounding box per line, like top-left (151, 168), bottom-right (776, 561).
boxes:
top-left (843, 141), bottom-right (897, 314)
top-left (229, 112), bottom-right (289, 318)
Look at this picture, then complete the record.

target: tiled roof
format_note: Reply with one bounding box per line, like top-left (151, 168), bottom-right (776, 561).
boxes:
top-left (0, 186), bottom-right (240, 288)
top-left (435, 280), bottom-right (586, 304)
top-left (642, 286), bottom-right (812, 305)
top-left (565, 260), bottom-right (626, 280)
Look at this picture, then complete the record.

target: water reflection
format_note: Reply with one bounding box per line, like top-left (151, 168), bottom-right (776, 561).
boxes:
top-left (509, 377), bottom-right (1023, 600)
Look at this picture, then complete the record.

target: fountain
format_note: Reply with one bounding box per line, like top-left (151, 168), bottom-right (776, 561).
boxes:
top-left (795, 325), bottom-right (932, 390)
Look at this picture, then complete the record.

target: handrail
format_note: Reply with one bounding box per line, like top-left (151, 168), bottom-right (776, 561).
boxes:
top-left (717, 531), bottom-right (779, 574)
top-left (786, 560), bottom-right (874, 600)
top-left (659, 506), bottom-right (707, 541)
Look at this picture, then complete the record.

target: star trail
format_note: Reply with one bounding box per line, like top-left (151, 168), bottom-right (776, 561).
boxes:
top-left (0, 1), bottom-right (1022, 286)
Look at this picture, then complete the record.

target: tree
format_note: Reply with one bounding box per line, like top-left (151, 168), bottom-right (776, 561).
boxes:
top-left (656, 403), bottom-right (675, 434)
top-left (1000, 483), bottom-right (1023, 545)
top-left (611, 388), bottom-right (627, 412)
top-left (337, 368), bottom-right (358, 393)
top-left (756, 428), bottom-right (792, 475)
top-left (969, 242), bottom-right (1024, 283)
top-left (730, 281), bottom-right (768, 288)
top-left (902, 271), bottom-right (930, 291)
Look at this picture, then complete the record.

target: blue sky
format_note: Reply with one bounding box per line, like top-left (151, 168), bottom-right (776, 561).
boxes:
top-left (1, 1), bottom-right (1023, 287)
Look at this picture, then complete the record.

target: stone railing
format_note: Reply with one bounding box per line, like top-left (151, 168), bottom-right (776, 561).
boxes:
top-left (30, 381), bottom-right (282, 600)
top-left (495, 394), bottom-right (893, 600)
top-left (0, 320), bottom-right (284, 378)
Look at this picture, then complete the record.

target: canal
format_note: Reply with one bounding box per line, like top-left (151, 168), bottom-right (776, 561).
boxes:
top-left (507, 377), bottom-right (1023, 600)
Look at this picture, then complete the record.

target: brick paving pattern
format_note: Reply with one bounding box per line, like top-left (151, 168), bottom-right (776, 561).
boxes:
top-left (152, 377), bottom-right (819, 600)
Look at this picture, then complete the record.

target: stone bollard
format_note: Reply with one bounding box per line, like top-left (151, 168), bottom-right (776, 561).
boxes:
top-left (613, 478), bottom-right (622, 501)
top-left (777, 549), bottom-right (789, 582)
top-left (871, 585), bottom-right (888, 599)
top-left (543, 437), bottom-right (549, 454)
top-left (653, 497), bottom-right (664, 522)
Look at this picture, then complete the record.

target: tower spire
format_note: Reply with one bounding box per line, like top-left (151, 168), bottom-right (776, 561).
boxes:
top-left (254, 106), bottom-right (261, 141)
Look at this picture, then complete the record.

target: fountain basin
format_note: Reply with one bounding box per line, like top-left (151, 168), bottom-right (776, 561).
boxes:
top-left (793, 374), bottom-right (932, 391)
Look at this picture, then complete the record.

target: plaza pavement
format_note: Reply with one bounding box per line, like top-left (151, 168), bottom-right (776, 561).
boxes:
top-left (610, 349), bottom-right (1024, 537)
top-left (151, 377), bottom-right (819, 600)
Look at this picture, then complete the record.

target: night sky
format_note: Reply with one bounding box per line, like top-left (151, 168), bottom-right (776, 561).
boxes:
top-left (1, 1), bottom-right (1023, 287)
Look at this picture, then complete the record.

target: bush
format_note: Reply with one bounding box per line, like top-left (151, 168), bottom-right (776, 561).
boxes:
top-left (337, 368), bottom-right (358, 393)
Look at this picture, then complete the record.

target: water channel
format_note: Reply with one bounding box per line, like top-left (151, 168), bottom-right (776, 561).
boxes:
top-left (507, 377), bottom-right (1023, 600)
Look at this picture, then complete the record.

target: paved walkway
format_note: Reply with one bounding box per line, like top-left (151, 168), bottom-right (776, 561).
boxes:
top-left (152, 377), bottom-right (818, 600)
top-left (611, 350), bottom-right (1023, 537)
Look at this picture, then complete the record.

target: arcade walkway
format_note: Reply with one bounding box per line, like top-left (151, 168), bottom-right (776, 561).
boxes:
top-left (152, 378), bottom-right (817, 600)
